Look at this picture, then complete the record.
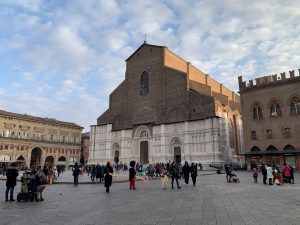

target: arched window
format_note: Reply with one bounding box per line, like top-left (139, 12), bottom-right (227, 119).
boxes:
top-left (270, 100), bottom-right (281, 117)
top-left (290, 96), bottom-right (300, 115)
top-left (283, 128), bottom-right (291, 138)
top-left (140, 71), bottom-right (149, 96)
top-left (252, 103), bottom-right (263, 119)
top-left (266, 145), bottom-right (278, 151)
top-left (250, 146), bottom-right (261, 152)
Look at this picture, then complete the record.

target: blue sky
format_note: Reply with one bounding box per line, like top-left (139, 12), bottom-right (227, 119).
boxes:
top-left (1, 0), bottom-right (300, 131)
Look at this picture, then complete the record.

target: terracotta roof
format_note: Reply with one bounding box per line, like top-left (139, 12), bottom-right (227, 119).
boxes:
top-left (0, 109), bottom-right (83, 129)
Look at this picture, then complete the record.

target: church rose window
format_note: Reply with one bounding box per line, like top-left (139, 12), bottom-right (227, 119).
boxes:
top-left (140, 71), bottom-right (149, 96)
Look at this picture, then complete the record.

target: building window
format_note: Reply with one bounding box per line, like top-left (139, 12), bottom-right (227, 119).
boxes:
top-left (140, 71), bottom-right (149, 96)
top-left (270, 101), bottom-right (282, 117)
top-left (62, 136), bottom-right (65, 143)
top-left (283, 128), bottom-right (291, 138)
top-left (251, 131), bottom-right (257, 140)
top-left (266, 130), bottom-right (273, 139)
top-left (290, 96), bottom-right (300, 115)
top-left (50, 134), bottom-right (53, 141)
top-left (252, 103), bottom-right (263, 119)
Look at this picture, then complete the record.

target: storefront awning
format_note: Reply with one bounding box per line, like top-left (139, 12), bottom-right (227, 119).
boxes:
top-left (242, 150), bottom-right (300, 156)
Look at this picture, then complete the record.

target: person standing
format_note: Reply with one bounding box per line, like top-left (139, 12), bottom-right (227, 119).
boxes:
top-left (104, 162), bottom-right (113, 193)
top-left (90, 165), bottom-right (96, 183)
top-left (170, 162), bottom-right (181, 189)
top-left (5, 162), bottom-right (19, 202)
top-left (266, 163), bottom-right (273, 185)
top-left (190, 163), bottom-right (198, 186)
top-left (289, 165), bottom-right (294, 184)
top-left (72, 162), bottom-right (80, 186)
top-left (261, 164), bottom-right (267, 184)
top-left (129, 161), bottom-right (137, 190)
top-left (182, 161), bottom-right (191, 185)
top-left (253, 168), bottom-right (258, 183)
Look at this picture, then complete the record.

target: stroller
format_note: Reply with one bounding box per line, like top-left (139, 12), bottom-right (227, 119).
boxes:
top-left (229, 171), bottom-right (240, 183)
top-left (17, 171), bottom-right (37, 202)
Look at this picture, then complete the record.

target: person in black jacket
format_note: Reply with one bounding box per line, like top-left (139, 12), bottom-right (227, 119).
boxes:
top-left (170, 162), bottom-right (181, 189)
top-left (129, 161), bottom-right (137, 190)
top-left (261, 163), bottom-right (267, 185)
top-left (104, 162), bottom-right (113, 193)
top-left (190, 163), bottom-right (198, 186)
top-left (72, 162), bottom-right (80, 186)
top-left (5, 162), bottom-right (19, 202)
top-left (182, 161), bottom-right (191, 185)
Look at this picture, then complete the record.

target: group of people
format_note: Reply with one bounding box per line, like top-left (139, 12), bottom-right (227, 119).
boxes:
top-left (258, 163), bottom-right (295, 185)
top-left (5, 162), bottom-right (47, 202)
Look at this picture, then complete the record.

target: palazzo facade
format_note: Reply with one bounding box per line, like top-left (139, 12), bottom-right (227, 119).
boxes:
top-left (89, 43), bottom-right (242, 166)
top-left (0, 110), bottom-right (83, 168)
top-left (239, 70), bottom-right (300, 170)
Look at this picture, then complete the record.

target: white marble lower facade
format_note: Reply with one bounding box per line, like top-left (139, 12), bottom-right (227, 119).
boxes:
top-left (88, 117), bottom-right (240, 165)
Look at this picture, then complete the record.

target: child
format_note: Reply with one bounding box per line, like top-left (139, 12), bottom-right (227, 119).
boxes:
top-left (253, 168), bottom-right (258, 183)
top-left (129, 161), bottom-right (136, 190)
top-left (161, 170), bottom-right (169, 190)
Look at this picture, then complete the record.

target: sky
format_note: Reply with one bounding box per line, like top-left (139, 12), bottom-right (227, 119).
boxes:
top-left (1, 0), bottom-right (300, 131)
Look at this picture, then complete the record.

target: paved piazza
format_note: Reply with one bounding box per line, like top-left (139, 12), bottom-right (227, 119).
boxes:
top-left (1, 172), bottom-right (300, 225)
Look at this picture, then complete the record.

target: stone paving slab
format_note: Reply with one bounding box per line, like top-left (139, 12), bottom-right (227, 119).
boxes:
top-left (1, 172), bottom-right (300, 225)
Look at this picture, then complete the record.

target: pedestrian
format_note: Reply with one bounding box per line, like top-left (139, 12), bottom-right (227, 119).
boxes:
top-left (266, 163), bottom-right (273, 185)
top-left (161, 170), bottom-right (169, 190)
top-left (104, 161), bottom-right (113, 193)
top-left (90, 165), bottom-right (96, 183)
top-left (283, 163), bottom-right (291, 184)
top-left (5, 162), bottom-right (19, 202)
top-left (33, 169), bottom-right (47, 201)
top-left (261, 163), bottom-right (267, 184)
top-left (170, 162), bottom-right (181, 189)
top-left (182, 161), bottom-right (190, 185)
top-left (190, 163), bottom-right (198, 186)
top-left (72, 162), bottom-right (80, 186)
top-left (290, 165), bottom-right (294, 184)
top-left (129, 161), bottom-right (137, 190)
top-left (253, 168), bottom-right (258, 183)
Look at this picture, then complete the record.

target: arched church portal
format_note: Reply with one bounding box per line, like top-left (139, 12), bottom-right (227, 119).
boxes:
top-left (140, 141), bottom-right (149, 164)
top-left (30, 147), bottom-right (42, 167)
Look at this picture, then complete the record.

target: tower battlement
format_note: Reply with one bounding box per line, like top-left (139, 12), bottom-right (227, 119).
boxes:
top-left (238, 69), bottom-right (300, 92)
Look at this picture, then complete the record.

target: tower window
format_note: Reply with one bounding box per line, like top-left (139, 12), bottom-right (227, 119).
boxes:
top-left (140, 71), bottom-right (149, 96)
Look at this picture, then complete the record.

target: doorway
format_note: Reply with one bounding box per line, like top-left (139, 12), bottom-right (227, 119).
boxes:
top-left (114, 150), bottom-right (120, 163)
top-left (174, 147), bottom-right (181, 163)
top-left (140, 141), bottom-right (149, 164)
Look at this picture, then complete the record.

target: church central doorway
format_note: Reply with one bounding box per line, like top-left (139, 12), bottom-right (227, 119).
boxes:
top-left (174, 147), bottom-right (181, 163)
top-left (30, 147), bottom-right (42, 167)
top-left (114, 150), bottom-right (120, 163)
top-left (140, 141), bottom-right (149, 164)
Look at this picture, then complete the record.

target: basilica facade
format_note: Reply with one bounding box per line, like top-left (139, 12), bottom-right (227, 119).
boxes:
top-left (88, 43), bottom-right (242, 166)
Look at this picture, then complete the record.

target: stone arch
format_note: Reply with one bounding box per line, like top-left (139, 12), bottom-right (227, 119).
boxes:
top-left (16, 155), bottom-right (26, 161)
top-left (112, 142), bottom-right (120, 163)
top-left (288, 94), bottom-right (300, 115)
top-left (283, 144), bottom-right (295, 151)
top-left (30, 147), bottom-right (42, 167)
top-left (171, 137), bottom-right (182, 163)
top-left (266, 145), bottom-right (278, 151)
top-left (134, 125), bottom-right (151, 138)
top-left (45, 155), bottom-right (55, 166)
top-left (267, 98), bottom-right (283, 108)
top-left (250, 146), bottom-right (261, 152)
top-left (0, 154), bottom-right (11, 162)
top-left (58, 156), bottom-right (66, 165)
top-left (251, 101), bottom-right (264, 119)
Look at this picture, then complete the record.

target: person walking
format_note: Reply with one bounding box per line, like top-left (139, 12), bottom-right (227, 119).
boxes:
top-left (129, 161), bottom-right (137, 190)
top-left (182, 161), bottom-right (191, 185)
top-left (72, 162), bottom-right (80, 186)
top-left (261, 163), bottom-right (267, 184)
top-left (190, 163), bottom-right (198, 186)
top-left (90, 165), bottom-right (96, 183)
top-left (253, 168), bottom-right (258, 183)
top-left (5, 162), bottom-right (19, 202)
top-left (290, 165), bottom-right (294, 184)
top-left (170, 162), bottom-right (181, 189)
top-left (104, 162), bottom-right (113, 193)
